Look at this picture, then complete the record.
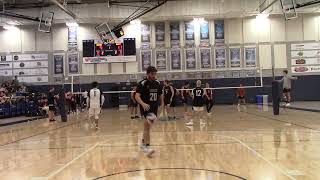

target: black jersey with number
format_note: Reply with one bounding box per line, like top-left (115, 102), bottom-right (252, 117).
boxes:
top-left (136, 79), bottom-right (163, 107)
top-left (164, 85), bottom-right (173, 99)
top-left (192, 87), bottom-right (205, 107)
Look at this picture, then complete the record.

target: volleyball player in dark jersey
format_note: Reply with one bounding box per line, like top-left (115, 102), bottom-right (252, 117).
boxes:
top-left (129, 85), bottom-right (139, 119)
top-left (205, 83), bottom-right (214, 114)
top-left (163, 80), bottom-right (175, 120)
top-left (135, 66), bottom-right (164, 157)
top-left (181, 82), bottom-right (190, 114)
top-left (186, 80), bottom-right (206, 126)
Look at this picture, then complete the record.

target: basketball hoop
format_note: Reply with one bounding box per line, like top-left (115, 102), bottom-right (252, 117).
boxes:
top-left (38, 11), bottom-right (54, 33)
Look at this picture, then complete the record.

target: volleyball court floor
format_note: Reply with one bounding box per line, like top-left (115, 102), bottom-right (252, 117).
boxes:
top-left (0, 105), bottom-right (319, 180)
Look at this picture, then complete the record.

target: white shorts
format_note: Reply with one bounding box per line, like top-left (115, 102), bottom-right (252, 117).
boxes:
top-left (89, 107), bottom-right (101, 119)
top-left (193, 106), bottom-right (204, 112)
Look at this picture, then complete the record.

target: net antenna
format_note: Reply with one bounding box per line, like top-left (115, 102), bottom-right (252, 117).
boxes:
top-left (38, 11), bottom-right (54, 33)
top-left (280, 0), bottom-right (297, 20)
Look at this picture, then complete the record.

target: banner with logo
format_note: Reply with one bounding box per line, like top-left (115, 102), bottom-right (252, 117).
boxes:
top-left (170, 22), bottom-right (180, 48)
top-left (215, 48), bottom-right (226, 68)
top-left (185, 49), bottom-right (196, 70)
top-left (292, 66), bottom-right (320, 73)
top-left (68, 52), bottom-right (79, 74)
top-left (245, 47), bottom-right (256, 67)
top-left (141, 23), bottom-right (151, 50)
top-left (155, 22), bottom-right (165, 48)
top-left (185, 22), bottom-right (195, 48)
top-left (230, 47), bottom-right (241, 68)
top-left (53, 53), bottom-right (65, 75)
top-left (68, 26), bottom-right (78, 52)
top-left (0, 55), bottom-right (12, 62)
top-left (200, 21), bottom-right (210, 47)
top-left (214, 20), bottom-right (224, 44)
top-left (170, 49), bottom-right (181, 70)
top-left (200, 48), bottom-right (211, 69)
top-left (17, 76), bottom-right (48, 83)
top-left (12, 54), bottom-right (48, 61)
top-left (141, 50), bottom-right (152, 71)
top-left (155, 50), bottom-right (167, 71)
top-left (13, 68), bottom-right (48, 76)
top-left (13, 61), bottom-right (48, 69)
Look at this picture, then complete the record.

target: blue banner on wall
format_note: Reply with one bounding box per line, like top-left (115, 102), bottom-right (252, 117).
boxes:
top-left (156, 50), bottom-right (167, 71)
top-left (68, 52), bottom-right (79, 74)
top-left (68, 26), bottom-right (78, 52)
top-left (214, 20), bottom-right (224, 44)
top-left (141, 23), bottom-right (151, 50)
top-left (200, 48), bottom-right (211, 69)
top-left (53, 53), bottom-right (64, 75)
top-left (185, 49), bottom-right (196, 70)
top-left (185, 22), bottom-right (195, 48)
top-left (230, 48), bottom-right (241, 68)
top-left (171, 49), bottom-right (181, 70)
top-left (141, 50), bottom-right (152, 71)
top-left (170, 22), bottom-right (180, 48)
top-left (155, 22), bottom-right (165, 48)
top-left (200, 21), bottom-right (210, 47)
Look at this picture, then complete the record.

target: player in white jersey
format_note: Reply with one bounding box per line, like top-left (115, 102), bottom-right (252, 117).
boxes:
top-left (87, 82), bottom-right (105, 129)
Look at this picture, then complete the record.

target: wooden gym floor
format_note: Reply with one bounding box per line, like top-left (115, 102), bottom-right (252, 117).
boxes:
top-left (0, 105), bottom-right (319, 180)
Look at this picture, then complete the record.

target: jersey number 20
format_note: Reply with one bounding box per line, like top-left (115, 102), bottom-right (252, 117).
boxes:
top-left (150, 93), bottom-right (157, 101)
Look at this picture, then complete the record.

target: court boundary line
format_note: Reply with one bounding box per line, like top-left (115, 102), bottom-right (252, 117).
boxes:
top-left (42, 134), bottom-right (140, 180)
top-left (218, 134), bottom-right (296, 180)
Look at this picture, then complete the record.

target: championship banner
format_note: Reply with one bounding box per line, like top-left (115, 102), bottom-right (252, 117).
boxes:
top-left (214, 20), bottom-right (225, 44)
top-left (215, 48), bottom-right (226, 68)
top-left (12, 54), bottom-right (48, 61)
top-left (230, 48), bottom-right (241, 68)
top-left (185, 22), bottom-right (195, 48)
top-left (13, 68), bottom-right (48, 76)
top-left (185, 49), bottom-right (196, 70)
top-left (53, 53), bottom-right (65, 75)
top-left (200, 48), bottom-right (211, 69)
top-left (13, 61), bottom-right (48, 69)
top-left (155, 50), bottom-right (167, 71)
top-left (200, 21), bottom-right (210, 47)
top-left (68, 52), bottom-right (79, 74)
top-left (155, 22), bottom-right (165, 48)
top-left (83, 56), bottom-right (136, 63)
top-left (1, 55), bottom-right (13, 62)
top-left (141, 50), bottom-right (152, 71)
top-left (170, 49), bottom-right (181, 70)
top-left (170, 22), bottom-right (180, 48)
top-left (245, 47), bottom-right (256, 67)
top-left (68, 26), bottom-right (78, 52)
top-left (141, 23), bottom-right (151, 50)
top-left (17, 76), bottom-right (48, 83)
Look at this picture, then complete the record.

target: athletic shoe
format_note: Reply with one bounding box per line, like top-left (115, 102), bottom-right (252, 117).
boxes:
top-left (207, 112), bottom-right (212, 115)
top-left (186, 121), bottom-right (194, 126)
top-left (141, 145), bottom-right (155, 157)
top-left (285, 103), bottom-right (291, 107)
top-left (131, 116), bottom-right (135, 119)
top-left (135, 116), bottom-right (140, 119)
top-left (200, 120), bottom-right (206, 125)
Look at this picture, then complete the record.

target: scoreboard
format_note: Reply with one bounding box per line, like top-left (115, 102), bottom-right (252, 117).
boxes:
top-left (82, 38), bottom-right (136, 63)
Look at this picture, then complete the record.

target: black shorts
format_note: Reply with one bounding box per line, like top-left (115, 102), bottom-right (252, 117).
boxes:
top-left (140, 104), bottom-right (158, 118)
top-left (283, 88), bottom-right (291, 93)
top-left (238, 96), bottom-right (245, 99)
top-left (129, 100), bottom-right (138, 107)
top-left (49, 104), bottom-right (56, 111)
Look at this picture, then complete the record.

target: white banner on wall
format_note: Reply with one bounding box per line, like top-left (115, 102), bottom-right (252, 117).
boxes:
top-left (12, 54), bottom-right (48, 61)
top-left (185, 49), bottom-right (196, 70)
top-left (291, 43), bottom-right (320, 51)
top-left (141, 50), bottom-right (152, 71)
top-left (13, 68), bottom-right (48, 76)
top-left (13, 61), bottom-right (48, 69)
top-left (200, 48), bottom-right (211, 69)
top-left (0, 70), bottom-right (12, 76)
top-left (18, 76), bottom-right (48, 83)
top-left (155, 50), bottom-right (167, 71)
top-left (215, 47), bottom-right (226, 68)
top-left (291, 50), bottom-right (320, 58)
top-left (170, 49), bottom-right (182, 70)
top-left (0, 63), bottom-right (12, 69)
top-left (244, 47), bottom-right (256, 67)
top-left (229, 47), bottom-right (241, 68)
top-left (292, 58), bottom-right (320, 65)
top-left (292, 66), bottom-right (320, 73)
